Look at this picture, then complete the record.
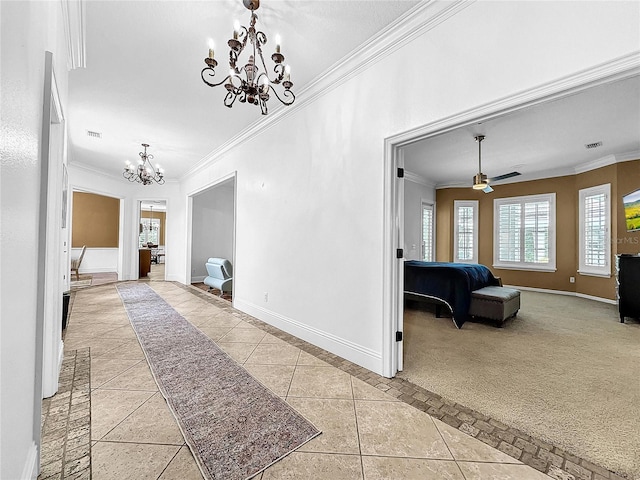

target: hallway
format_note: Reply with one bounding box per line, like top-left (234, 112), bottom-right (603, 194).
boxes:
top-left (47, 277), bottom-right (553, 479)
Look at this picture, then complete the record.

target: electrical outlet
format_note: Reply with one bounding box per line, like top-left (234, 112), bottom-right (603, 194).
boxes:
top-left (264, 292), bottom-right (268, 302)
top-left (569, 276), bottom-right (575, 283)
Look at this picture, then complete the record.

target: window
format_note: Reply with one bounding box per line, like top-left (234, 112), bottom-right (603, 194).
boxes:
top-left (454, 200), bottom-right (478, 263)
top-left (579, 184), bottom-right (610, 277)
top-left (139, 218), bottom-right (160, 247)
top-left (493, 193), bottom-right (556, 271)
top-left (422, 202), bottom-right (434, 261)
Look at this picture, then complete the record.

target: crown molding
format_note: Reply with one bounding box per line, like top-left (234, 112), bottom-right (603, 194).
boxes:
top-left (574, 154), bottom-right (617, 174)
top-left (69, 160), bottom-right (120, 181)
top-left (436, 153), bottom-right (640, 190)
top-left (574, 150), bottom-right (640, 174)
top-left (182, 0), bottom-right (472, 180)
top-left (61, 0), bottom-right (86, 70)
top-left (405, 171), bottom-right (435, 188)
top-left (616, 150), bottom-right (640, 163)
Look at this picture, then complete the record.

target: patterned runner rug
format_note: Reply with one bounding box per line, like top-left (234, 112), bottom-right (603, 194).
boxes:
top-left (117, 283), bottom-right (320, 480)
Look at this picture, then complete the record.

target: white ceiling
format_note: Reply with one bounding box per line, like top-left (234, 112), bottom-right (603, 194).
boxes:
top-left (68, 0), bottom-right (420, 180)
top-left (402, 75), bottom-right (640, 188)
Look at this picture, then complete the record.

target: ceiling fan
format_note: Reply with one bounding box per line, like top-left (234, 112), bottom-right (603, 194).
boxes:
top-left (472, 135), bottom-right (521, 193)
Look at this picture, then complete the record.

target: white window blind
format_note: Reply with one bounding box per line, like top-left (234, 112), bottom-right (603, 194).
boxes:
top-left (494, 193), bottom-right (556, 271)
top-left (454, 200), bottom-right (478, 263)
top-left (422, 203), bottom-right (434, 262)
top-left (579, 184), bottom-right (610, 277)
top-left (524, 201), bottom-right (549, 263)
top-left (498, 204), bottom-right (521, 262)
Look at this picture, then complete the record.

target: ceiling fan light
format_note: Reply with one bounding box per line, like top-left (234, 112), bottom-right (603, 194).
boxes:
top-left (472, 173), bottom-right (488, 190)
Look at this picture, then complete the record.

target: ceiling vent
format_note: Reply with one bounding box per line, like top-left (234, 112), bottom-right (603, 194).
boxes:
top-left (585, 141), bottom-right (603, 149)
top-left (86, 130), bottom-right (102, 139)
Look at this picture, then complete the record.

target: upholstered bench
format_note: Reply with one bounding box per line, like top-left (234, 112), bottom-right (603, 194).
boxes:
top-left (469, 286), bottom-right (521, 327)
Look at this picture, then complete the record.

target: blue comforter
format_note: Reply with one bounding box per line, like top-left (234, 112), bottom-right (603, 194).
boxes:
top-left (404, 261), bottom-right (500, 328)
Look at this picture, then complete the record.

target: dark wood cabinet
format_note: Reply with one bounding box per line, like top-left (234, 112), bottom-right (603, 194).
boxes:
top-left (139, 249), bottom-right (151, 278)
top-left (616, 254), bottom-right (640, 323)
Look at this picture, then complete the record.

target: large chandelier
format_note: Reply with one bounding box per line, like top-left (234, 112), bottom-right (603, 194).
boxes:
top-left (201, 0), bottom-right (294, 115)
top-left (124, 144), bottom-right (165, 186)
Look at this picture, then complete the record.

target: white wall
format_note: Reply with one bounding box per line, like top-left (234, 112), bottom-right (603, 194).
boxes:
top-left (0, 2), bottom-right (69, 478)
top-left (404, 178), bottom-right (436, 261)
top-left (191, 183), bottom-right (235, 282)
top-left (177, 1), bottom-right (640, 375)
top-left (70, 247), bottom-right (119, 274)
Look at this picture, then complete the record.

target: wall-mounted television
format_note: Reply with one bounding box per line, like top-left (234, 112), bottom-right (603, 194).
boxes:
top-left (623, 188), bottom-right (640, 232)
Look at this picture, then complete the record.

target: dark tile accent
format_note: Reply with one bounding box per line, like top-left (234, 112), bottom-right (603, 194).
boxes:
top-left (38, 348), bottom-right (91, 480)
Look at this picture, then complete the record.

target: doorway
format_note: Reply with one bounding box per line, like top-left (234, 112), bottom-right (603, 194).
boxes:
top-left (188, 175), bottom-right (236, 303)
top-left (138, 200), bottom-right (167, 280)
top-left (383, 66), bottom-right (640, 378)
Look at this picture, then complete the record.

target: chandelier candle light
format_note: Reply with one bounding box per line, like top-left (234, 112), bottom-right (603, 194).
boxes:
top-left (201, 0), bottom-right (294, 115)
top-left (124, 143), bottom-right (165, 186)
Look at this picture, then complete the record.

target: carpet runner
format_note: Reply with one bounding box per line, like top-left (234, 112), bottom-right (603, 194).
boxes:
top-left (117, 283), bottom-right (320, 480)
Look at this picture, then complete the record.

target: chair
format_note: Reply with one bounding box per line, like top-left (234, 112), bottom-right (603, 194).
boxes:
top-left (203, 258), bottom-right (233, 296)
top-left (71, 245), bottom-right (86, 280)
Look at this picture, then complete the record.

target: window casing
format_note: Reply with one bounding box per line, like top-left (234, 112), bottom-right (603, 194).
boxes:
top-left (493, 193), bottom-right (556, 271)
top-left (422, 202), bottom-right (434, 262)
top-left (578, 183), bottom-right (610, 277)
top-left (454, 200), bottom-right (478, 263)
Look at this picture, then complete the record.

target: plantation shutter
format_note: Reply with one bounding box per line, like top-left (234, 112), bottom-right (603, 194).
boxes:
top-left (457, 205), bottom-right (474, 261)
top-left (584, 192), bottom-right (606, 267)
top-left (498, 203), bottom-right (521, 262)
top-left (422, 204), bottom-right (434, 262)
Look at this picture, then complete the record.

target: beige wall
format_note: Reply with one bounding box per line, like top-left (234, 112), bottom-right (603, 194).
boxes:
top-left (72, 192), bottom-right (120, 247)
top-left (141, 210), bottom-right (166, 245)
top-left (436, 160), bottom-right (640, 300)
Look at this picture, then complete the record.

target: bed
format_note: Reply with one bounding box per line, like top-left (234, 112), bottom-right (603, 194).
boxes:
top-left (404, 261), bottom-right (501, 328)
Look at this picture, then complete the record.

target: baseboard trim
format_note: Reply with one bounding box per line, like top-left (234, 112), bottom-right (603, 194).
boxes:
top-left (235, 299), bottom-right (383, 374)
top-left (191, 276), bottom-right (206, 283)
top-left (79, 267), bottom-right (117, 273)
top-left (21, 441), bottom-right (38, 480)
top-left (575, 292), bottom-right (617, 305)
top-left (504, 284), bottom-right (617, 305)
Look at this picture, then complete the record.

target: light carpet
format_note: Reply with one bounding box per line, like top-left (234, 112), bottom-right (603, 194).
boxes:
top-left (117, 283), bottom-right (321, 480)
top-left (400, 290), bottom-right (640, 478)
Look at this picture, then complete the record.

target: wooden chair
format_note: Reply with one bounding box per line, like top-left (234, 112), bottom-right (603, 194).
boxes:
top-left (71, 245), bottom-right (86, 280)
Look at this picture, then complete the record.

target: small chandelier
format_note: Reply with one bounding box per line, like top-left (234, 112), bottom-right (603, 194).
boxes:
top-left (124, 144), bottom-right (165, 186)
top-left (201, 0), bottom-right (294, 115)
top-left (147, 205), bottom-right (156, 231)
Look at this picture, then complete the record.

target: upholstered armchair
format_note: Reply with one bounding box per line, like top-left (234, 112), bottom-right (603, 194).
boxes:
top-left (203, 258), bottom-right (233, 296)
top-left (71, 245), bottom-right (86, 280)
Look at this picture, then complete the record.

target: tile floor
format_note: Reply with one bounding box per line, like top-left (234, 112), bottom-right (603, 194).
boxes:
top-left (62, 270), bottom-right (553, 480)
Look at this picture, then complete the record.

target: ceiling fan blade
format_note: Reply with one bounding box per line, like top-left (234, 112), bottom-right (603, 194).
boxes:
top-left (489, 171), bottom-right (521, 182)
top-left (483, 185), bottom-right (494, 193)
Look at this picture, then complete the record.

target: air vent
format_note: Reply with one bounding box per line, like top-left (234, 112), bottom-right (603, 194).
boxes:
top-left (86, 130), bottom-right (102, 139)
top-left (585, 141), bottom-right (603, 149)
